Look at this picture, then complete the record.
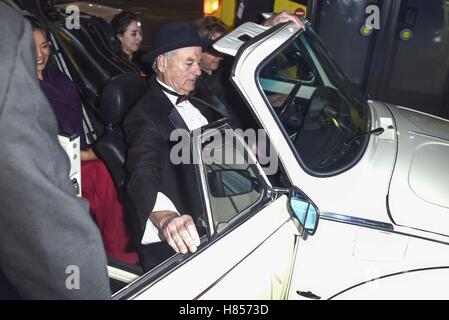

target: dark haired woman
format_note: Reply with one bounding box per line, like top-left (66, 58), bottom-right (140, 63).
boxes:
top-left (110, 11), bottom-right (147, 72)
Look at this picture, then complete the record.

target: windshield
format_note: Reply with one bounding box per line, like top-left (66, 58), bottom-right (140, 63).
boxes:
top-left (257, 27), bottom-right (370, 176)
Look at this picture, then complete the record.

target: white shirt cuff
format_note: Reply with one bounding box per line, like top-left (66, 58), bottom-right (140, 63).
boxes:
top-left (141, 192), bottom-right (179, 245)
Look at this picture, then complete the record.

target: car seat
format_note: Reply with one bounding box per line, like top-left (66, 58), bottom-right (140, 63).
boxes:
top-left (93, 73), bottom-right (150, 282)
top-left (94, 72), bottom-right (148, 192)
top-left (88, 16), bottom-right (122, 55)
top-left (95, 73), bottom-right (175, 272)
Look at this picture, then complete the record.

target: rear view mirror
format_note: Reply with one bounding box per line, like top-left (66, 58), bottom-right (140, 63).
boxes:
top-left (288, 186), bottom-right (319, 235)
top-left (207, 169), bottom-right (255, 198)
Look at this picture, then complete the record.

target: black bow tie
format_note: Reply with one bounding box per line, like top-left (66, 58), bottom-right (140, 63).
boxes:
top-left (157, 82), bottom-right (191, 105)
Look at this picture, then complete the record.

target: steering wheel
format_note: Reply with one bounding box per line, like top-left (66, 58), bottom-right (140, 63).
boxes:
top-left (294, 87), bottom-right (351, 170)
top-left (302, 86), bottom-right (347, 133)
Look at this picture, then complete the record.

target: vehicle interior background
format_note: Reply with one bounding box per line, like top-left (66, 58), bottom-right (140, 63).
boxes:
top-left (36, 3), bottom-right (208, 282)
top-left (35, 2), bottom-right (145, 135)
top-left (49, 18), bottom-right (129, 135)
top-left (12, 0), bottom-right (296, 296)
top-left (14, 0), bottom-right (151, 284)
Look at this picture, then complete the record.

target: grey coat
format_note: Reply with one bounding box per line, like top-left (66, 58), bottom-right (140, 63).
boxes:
top-left (0, 3), bottom-right (111, 299)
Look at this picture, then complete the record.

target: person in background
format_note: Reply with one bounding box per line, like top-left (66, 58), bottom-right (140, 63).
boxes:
top-left (192, 16), bottom-right (242, 129)
top-left (0, 4), bottom-right (110, 299)
top-left (192, 12), bottom-right (304, 128)
top-left (110, 11), bottom-right (147, 73)
top-left (31, 19), bottom-right (138, 265)
top-left (192, 16), bottom-right (228, 96)
top-left (193, 11), bottom-right (304, 96)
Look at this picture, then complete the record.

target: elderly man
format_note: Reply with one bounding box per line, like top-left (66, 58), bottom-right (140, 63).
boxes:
top-left (124, 21), bottom-right (225, 270)
top-left (124, 14), bottom-right (304, 270)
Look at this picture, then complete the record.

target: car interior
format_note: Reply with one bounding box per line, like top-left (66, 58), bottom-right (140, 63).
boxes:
top-left (10, 0), bottom-right (293, 295)
top-left (258, 35), bottom-right (368, 176)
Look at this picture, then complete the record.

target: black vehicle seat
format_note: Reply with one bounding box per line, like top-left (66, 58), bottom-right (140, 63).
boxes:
top-left (95, 73), bottom-right (173, 273)
top-left (87, 16), bottom-right (122, 56)
top-left (94, 72), bottom-right (148, 192)
top-left (76, 16), bottom-right (142, 76)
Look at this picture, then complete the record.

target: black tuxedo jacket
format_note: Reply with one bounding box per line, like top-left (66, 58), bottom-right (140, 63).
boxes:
top-left (123, 76), bottom-right (225, 268)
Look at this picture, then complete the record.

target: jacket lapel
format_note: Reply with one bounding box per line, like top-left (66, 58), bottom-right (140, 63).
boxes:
top-left (149, 76), bottom-right (189, 131)
top-left (191, 94), bottom-right (229, 120)
top-left (168, 108), bottom-right (189, 131)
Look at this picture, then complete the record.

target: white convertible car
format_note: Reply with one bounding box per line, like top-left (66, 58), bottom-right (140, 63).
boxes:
top-left (106, 21), bottom-right (449, 300)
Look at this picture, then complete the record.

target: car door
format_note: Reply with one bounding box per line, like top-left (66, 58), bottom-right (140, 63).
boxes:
top-left (117, 124), bottom-right (309, 300)
top-left (286, 214), bottom-right (449, 300)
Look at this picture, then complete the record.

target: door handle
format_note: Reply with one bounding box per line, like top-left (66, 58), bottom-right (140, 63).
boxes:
top-left (296, 290), bottom-right (321, 300)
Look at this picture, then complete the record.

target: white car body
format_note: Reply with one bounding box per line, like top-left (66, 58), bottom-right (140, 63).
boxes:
top-left (220, 21), bottom-right (449, 299)
top-left (110, 22), bottom-right (449, 300)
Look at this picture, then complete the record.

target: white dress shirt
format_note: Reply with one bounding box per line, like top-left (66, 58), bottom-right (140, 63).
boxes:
top-left (141, 192), bottom-right (179, 244)
top-left (157, 79), bottom-right (208, 131)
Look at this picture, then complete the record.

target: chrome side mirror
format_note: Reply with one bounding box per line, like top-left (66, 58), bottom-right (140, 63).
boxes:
top-left (288, 186), bottom-right (319, 235)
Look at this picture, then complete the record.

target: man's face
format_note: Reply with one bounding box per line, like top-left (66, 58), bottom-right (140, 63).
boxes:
top-left (159, 47), bottom-right (202, 95)
top-left (201, 50), bottom-right (224, 74)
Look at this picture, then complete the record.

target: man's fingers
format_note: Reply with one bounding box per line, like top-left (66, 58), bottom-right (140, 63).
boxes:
top-left (264, 11), bottom-right (305, 29)
top-left (172, 233), bottom-right (189, 254)
top-left (162, 217), bottom-right (179, 253)
top-left (164, 231), bottom-right (179, 254)
top-left (185, 220), bottom-right (200, 246)
top-left (164, 219), bottom-right (188, 254)
top-left (178, 226), bottom-right (196, 252)
top-left (178, 215), bottom-right (200, 252)
top-left (163, 215), bottom-right (200, 254)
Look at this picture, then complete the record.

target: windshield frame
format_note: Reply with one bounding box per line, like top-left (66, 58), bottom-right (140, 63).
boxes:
top-left (255, 25), bottom-right (371, 177)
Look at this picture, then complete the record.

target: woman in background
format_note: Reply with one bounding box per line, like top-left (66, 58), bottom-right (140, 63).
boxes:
top-left (110, 11), bottom-right (147, 73)
top-left (31, 19), bottom-right (138, 265)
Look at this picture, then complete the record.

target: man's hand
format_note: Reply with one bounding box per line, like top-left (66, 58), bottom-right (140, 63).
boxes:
top-left (151, 211), bottom-right (201, 254)
top-left (263, 10), bottom-right (305, 29)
